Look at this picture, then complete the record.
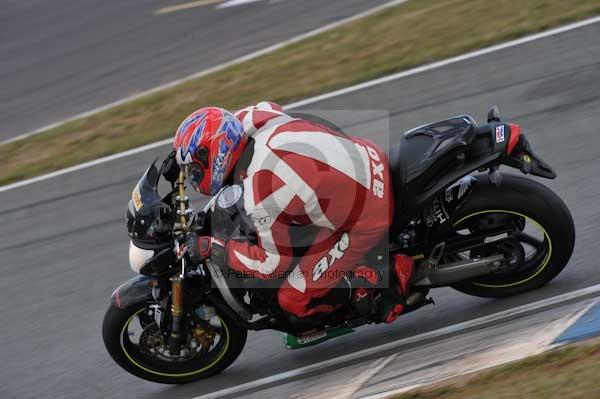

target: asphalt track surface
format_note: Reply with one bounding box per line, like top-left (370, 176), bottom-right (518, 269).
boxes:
top-left (0, 0), bottom-right (391, 140)
top-left (1, 22), bottom-right (599, 399)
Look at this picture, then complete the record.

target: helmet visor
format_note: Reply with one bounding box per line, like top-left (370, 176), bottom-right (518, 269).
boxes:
top-left (185, 164), bottom-right (205, 192)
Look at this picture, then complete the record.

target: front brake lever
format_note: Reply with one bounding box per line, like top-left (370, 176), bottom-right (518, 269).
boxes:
top-left (176, 243), bottom-right (188, 260)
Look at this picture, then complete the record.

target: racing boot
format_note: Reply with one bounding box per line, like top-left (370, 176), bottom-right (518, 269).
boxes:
top-left (382, 254), bottom-right (414, 324)
top-left (351, 265), bottom-right (380, 315)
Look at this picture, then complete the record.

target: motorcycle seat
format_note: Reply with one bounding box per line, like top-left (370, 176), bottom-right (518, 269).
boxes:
top-left (389, 116), bottom-right (478, 223)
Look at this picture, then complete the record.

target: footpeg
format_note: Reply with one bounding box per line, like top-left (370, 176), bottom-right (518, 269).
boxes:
top-left (405, 290), bottom-right (434, 308)
top-left (406, 290), bottom-right (426, 307)
top-left (426, 242), bottom-right (445, 269)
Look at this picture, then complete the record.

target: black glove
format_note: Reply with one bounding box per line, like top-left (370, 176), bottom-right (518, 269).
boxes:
top-left (185, 232), bottom-right (213, 265)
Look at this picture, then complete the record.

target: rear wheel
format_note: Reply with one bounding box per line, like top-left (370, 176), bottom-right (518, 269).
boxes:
top-left (102, 301), bottom-right (246, 384)
top-left (449, 174), bottom-right (575, 298)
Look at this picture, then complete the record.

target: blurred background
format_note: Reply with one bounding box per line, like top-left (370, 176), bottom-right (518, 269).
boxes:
top-left (1, 1), bottom-right (599, 398)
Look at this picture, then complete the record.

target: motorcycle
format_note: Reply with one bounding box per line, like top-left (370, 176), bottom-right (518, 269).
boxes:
top-left (102, 106), bottom-right (575, 384)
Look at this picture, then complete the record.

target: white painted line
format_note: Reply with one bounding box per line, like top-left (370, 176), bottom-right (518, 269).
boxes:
top-left (1, 14), bottom-right (599, 193)
top-left (1, 0), bottom-right (409, 146)
top-left (155, 0), bottom-right (223, 15)
top-left (190, 283), bottom-right (600, 399)
top-left (217, 0), bottom-right (263, 9)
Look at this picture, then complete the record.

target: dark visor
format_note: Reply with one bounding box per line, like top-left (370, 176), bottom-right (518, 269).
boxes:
top-left (185, 164), bottom-right (205, 189)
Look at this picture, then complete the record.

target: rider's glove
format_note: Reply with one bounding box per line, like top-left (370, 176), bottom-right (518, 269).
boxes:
top-left (185, 233), bottom-right (213, 265)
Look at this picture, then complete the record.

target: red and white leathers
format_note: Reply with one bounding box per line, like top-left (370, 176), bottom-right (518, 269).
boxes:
top-left (226, 101), bottom-right (394, 318)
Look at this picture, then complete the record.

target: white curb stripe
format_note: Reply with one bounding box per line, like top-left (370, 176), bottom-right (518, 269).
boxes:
top-left (0, 0), bottom-right (409, 146)
top-left (1, 14), bottom-right (599, 193)
top-left (190, 283), bottom-right (600, 399)
top-left (343, 354), bottom-right (399, 399)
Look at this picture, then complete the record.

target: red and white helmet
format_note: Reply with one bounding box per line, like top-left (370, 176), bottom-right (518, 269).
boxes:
top-left (173, 107), bottom-right (247, 195)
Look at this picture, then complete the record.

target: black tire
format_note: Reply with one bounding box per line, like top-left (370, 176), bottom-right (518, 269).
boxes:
top-left (449, 174), bottom-right (575, 298)
top-left (102, 301), bottom-right (247, 384)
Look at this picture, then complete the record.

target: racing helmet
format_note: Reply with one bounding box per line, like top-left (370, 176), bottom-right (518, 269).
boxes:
top-left (173, 107), bottom-right (247, 195)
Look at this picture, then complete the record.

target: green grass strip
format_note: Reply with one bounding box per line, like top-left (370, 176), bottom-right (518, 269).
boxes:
top-left (395, 340), bottom-right (600, 399)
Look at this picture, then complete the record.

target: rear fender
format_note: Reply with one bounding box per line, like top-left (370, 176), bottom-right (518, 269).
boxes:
top-left (474, 122), bottom-right (556, 179)
top-left (502, 134), bottom-right (556, 179)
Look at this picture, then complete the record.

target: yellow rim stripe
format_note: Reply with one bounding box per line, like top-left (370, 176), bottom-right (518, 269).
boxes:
top-left (120, 308), bottom-right (230, 378)
top-left (453, 210), bottom-right (552, 288)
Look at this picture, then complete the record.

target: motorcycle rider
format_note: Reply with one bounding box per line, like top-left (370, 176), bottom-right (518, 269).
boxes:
top-left (172, 101), bottom-right (414, 324)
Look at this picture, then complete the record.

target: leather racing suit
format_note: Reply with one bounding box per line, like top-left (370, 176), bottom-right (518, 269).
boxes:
top-left (225, 102), bottom-right (393, 318)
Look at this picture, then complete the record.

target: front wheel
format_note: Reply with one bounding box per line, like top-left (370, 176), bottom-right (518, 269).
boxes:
top-left (449, 174), bottom-right (575, 298)
top-left (102, 300), bottom-right (247, 384)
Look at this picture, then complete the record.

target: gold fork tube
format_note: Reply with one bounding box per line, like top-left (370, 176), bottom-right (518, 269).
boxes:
top-left (169, 276), bottom-right (184, 354)
top-left (176, 170), bottom-right (188, 232)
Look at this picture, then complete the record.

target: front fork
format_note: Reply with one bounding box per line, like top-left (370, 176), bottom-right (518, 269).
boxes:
top-left (167, 276), bottom-right (183, 354)
top-left (169, 170), bottom-right (191, 355)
